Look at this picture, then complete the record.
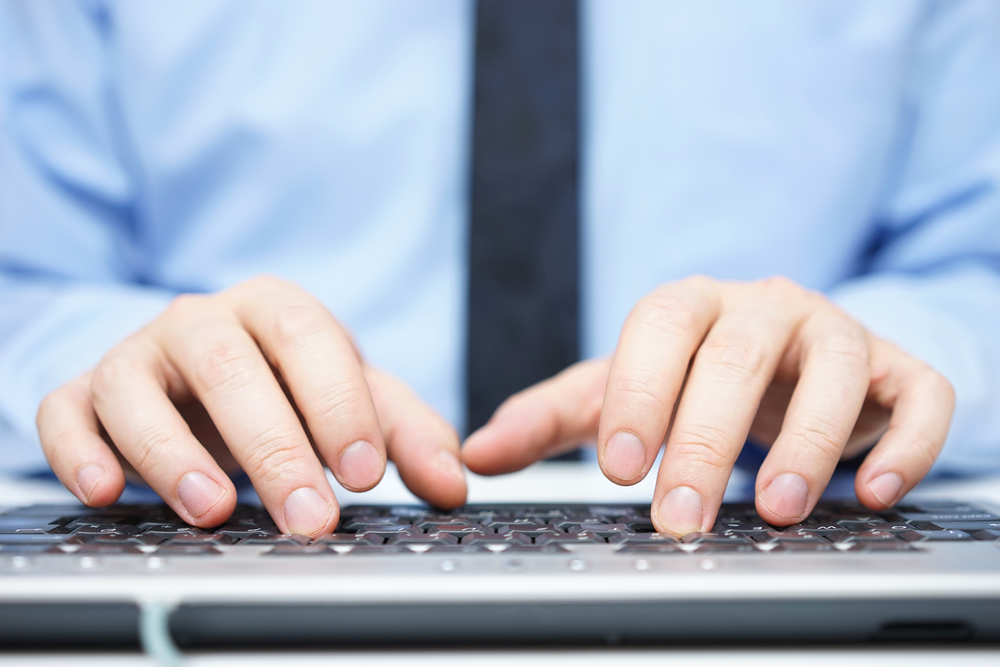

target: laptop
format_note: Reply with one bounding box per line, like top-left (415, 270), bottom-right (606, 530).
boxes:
top-left (2, 476), bottom-right (1000, 654)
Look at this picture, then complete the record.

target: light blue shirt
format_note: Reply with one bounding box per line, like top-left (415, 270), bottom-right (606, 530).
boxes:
top-left (1, 0), bottom-right (999, 477)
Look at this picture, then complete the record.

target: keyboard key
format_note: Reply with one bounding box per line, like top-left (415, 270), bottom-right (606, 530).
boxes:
top-left (971, 530), bottom-right (1000, 541)
top-left (615, 544), bottom-right (682, 554)
top-left (74, 543), bottom-right (143, 555)
top-left (264, 545), bottom-right (335, 556)
top-left (154, 544), bottom-right (223, 556)
top-left (534, 532), bottom-right (606, 545)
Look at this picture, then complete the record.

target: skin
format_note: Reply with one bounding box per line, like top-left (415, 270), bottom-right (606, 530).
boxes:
top-left (463, 275), bottom-right (954, 535)
top-left (38, 274), bottom-right (954, 537)
top-left (37, 276), bottom-right (467, 536)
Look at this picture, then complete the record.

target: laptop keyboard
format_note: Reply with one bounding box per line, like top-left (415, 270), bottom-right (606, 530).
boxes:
top-left (1, 501), bottom-right (998, 557)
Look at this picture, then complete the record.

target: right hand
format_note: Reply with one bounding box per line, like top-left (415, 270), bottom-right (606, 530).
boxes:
top-left (36, 276), bottom-right (467, 536)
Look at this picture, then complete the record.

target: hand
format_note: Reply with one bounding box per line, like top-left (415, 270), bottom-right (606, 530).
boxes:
top-left (37, 276), bottom-right (466, 535)
top-left (463, 276), bottom-right (953, 535)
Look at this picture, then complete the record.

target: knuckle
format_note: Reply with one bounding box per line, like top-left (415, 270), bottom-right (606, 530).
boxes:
top-left (669, 424), bottom-right (733, 472)
top-left (246, 273), bottom-right (294, 294)
top-left (814, 332), bottom-right (869, 371)
top-left (631, 293), bottom-right (701, 339)
top-left (756, 275), bottom-right (801, 299)
top-left (164, 293), bottom-right (209, 320)
top-left (697, 335), bottom-right (771, 381)
top-left (243, 426), bottom-right (310, 486)
top-left (310, 380), bottom-right (372, 424)
top-left (681, 274), bottom-right (714, 290)
top-left (613, 367), bottom-right (672, 414)
top-left (194, 340), bottom-right (257, 395)
top-left (129, 422), bottom-right (183, 476)
top-left (271, 303), bottom-right (330, 346)
top-left (90, 354), bottom-right (142, 403)
top-left (923, 366), bottom-right (955, 407)
top-left (791, 417), bottom-right (845, 462)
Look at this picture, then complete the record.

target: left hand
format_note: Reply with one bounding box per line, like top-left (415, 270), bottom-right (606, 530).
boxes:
top-left (462, 276), bottom-right (954, 535)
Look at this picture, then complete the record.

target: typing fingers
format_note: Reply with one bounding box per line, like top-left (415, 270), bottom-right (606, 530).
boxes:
top-left (87, 339), bottom-right (240, 528)
top-left (752, 307), bottom-right (871, 525)
top-left (365, 366), bottom-right (467, 508)
top-left (462, 358), bottom-right (609, 475)
top-left (228, 278), bottom-right (386, 494)
top-left (37, 372), bottom-right (127, 509)
top-left (597, 277), bottom-right (720, 486)
top-left (650, 280), bottom-right (806, 534)
top-left (853, 337), bottom-right (953, 509)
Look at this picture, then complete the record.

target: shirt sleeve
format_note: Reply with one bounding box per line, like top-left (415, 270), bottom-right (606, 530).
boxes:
top-left (829, 0), bottom-right (1000, 476)
top-left (0, 1), bottom-right (174, 474)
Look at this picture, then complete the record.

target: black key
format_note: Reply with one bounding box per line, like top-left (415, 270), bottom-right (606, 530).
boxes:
top-left (3, 503), bottom-right (84, 516)
top-left (770, 541), bottom-right (835, 552)
top-left (387, 534), bottom-right (459, 547)
top-left (162, 533), bottom-right (240, 545)
top-left (343, 519), bottom-right (413, 533)
top-left (0, 532), bottom-right (81, 544)
top-left (971, 530), bottom-right (1000, 541)
top-left (0, 516), bottom-right (66, 533)
top-left (138, 522), bottom-right (200, 532)
top-left (615, 535), bottom-right (679, 547)
top-left (0, 544), bottom-right (58, 554)
top-left (265, 545), bottom-right (335, 556)
top-left (342, 545), bottom-right (412, 556)
top-left (907, 529), bottom-right (973, 542)
top-left (495, 525), bottom-right (561, 540)
top-left (857, 541), bottom-right (918, 552)
top-left (836, 520), bottom-right (897, 531)
top-left (313, 533), bottom-right (384, 547)
top-left (154, 544), bottom-right (223, 556)
top-left (900, 512), bottom-right (999, 522)
top-left (627, 520), bottom-right (656, 533)
top-left (462, 533), bottom-right (532, 547)
top-left (678, 532), bottom-right (754, 546)
top-left (931, 521), bottom-right (1000, 531)
top-left (91, 535), bottom-right (165, 547)
top-left (419, 522), bottom-right (489, 535)
top-left (568, 523), bottom-right (631, 535)
top-left (214, 526), bottom-right (279, 539)
top-left (828, 530), bottom-right (899, 543)
top-left (757, 530), bottom-right (828, 544)
top-left (534, 532), bottom-right (605, 545)
top-left (615, 544), bottom-right (682, 554)
top-left (504, 544), bottom-right (570, 554)
top-left (71, 525), bottom-right (142, 536)
top-left (74, 543), bottom-right (143, 555)
top-left (425, 544), bottom-right (495, 554)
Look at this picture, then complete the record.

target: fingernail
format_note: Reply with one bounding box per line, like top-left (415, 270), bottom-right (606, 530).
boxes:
top-left (177, 471), bottom-right (226, 519)
top-left (868, 472), bottom-right (904, 506)
top-left (338, 440), bottom-right (384, 490)
top-left (655, 486), bottom-right (704, 536)
top-left (76, 464), bottom-right (106, 503)
top-left (603, 431), bottom-right (646, 482)
top-left (758, 472), bottom-right (809, 519)
top-left (283, 487), bottom-right (334, 536)
top-left (437, 449), bottom-right (465, 482)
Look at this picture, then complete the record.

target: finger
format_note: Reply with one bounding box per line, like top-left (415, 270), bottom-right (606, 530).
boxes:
top-left (598, 276), bottom-right (720, 485)
top-left (462, 358), bottom-right (609, 475)
top-left (156, 294), bottom-right (338, 536)
top-left (652, 284), bottom-right (804, 535)
top-left (854, 338), bottom-right (953, 508)
top-left (365, 367), bottom-right (467, 508)
top-left (87, 341), bottom-right (238, 527)
top-left (229, 277), bottom-right (386, 492)
top-left (37, 373), bottom-right (126, 507)
top-left (754, 310), bottom-right (871, 525)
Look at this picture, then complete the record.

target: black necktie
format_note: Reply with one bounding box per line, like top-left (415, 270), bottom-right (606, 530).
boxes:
top-left (466, 0), bottom-right (580, 458)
